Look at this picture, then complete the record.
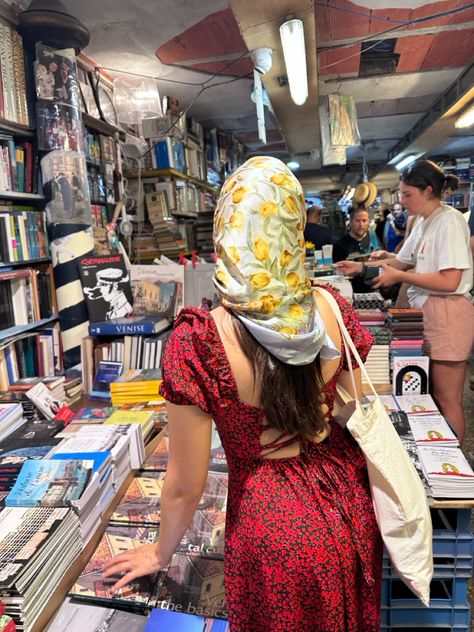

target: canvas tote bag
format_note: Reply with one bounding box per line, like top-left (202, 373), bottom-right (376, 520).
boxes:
top-left (318, 287), bottom-right (433, 606)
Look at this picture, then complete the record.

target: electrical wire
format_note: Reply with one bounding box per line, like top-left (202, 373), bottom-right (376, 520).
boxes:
top-left (315, 2), bottom-right (409, 24)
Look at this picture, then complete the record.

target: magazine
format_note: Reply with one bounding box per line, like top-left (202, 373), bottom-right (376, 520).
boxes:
top-left (79, 255), bottom-right (133, 322)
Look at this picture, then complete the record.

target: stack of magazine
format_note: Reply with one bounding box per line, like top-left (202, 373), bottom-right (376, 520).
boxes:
top-left (0, 507), bottom-right (81, 630)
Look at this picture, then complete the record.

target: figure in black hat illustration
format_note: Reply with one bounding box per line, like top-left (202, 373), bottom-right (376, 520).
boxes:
top-left (83, 267), bottom-right (133, 319)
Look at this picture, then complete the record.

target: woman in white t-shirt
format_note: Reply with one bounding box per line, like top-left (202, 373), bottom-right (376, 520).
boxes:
top-left (337, 160), bottom-right (474, 444)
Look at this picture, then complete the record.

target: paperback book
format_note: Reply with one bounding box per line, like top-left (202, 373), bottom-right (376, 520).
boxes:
top-left (91, 361), bottom-right (123, 400)
top-left (395, 394), bottom-right (439, 415)
top-left (144, 609), bottom-right (228, 631)
top-left (130, 265), bottom-right (180, 319)
top-left (407, 414), bottom-right (458, 446)
top-left (418, 446), bottom-right (474, 498)
top-left (392, 356), bottom-right (429, 396)
top-left (110, 471), bottom-right (165, 525)
top-left (89, 315), bottom-right (171, 336)
top-left (45, 598), bottom-right (148, 632)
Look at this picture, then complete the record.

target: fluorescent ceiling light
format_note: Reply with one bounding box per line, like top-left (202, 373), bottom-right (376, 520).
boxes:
top-left (455, 103), bottom-right (474, 129)
top-left (395, 154), bottom-right (417, 171)
top-left (287, 160), bottom-right (300, 170)
top-left (279, 18), bottom-right (308, 106)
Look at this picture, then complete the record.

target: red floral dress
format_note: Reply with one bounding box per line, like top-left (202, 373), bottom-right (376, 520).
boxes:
top-left (160, 286), bottom-right (382, 632)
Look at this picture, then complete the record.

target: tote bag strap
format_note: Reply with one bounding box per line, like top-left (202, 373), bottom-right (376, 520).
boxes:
top-left (314, 286), bottom-right (377, 400)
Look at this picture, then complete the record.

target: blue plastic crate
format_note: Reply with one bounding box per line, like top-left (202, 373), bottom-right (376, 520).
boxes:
top-left (430, 507), bottom-right (472, 536)
top-left (432, 533), bottom-right (474, 559)
top-left (383, 552), bottom-right (473, 578)
top-left (381, 577), bottom-right (469, 608)
top-left (381, 605), bottom-right (470, 627)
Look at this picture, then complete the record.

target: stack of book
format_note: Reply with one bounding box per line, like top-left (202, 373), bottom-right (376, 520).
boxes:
top-left (362, 344), bottom-right (390, 386)
top-left (395, 394), bottom-right (439, 415)
top-left (355, 308), bottom-right (386, 327)
top-left (0, 507), bottom-right (81, 631)
top-left (352, 292), bottom-right (384, 310)
top-left (387, 308), bottom-right (424, 374)
top-left (4, 457), bottom-right (100, 547)
top-left (110, 369), bottom-right (163, 406)
top-left (0, 390), bottom-right (39, 420)
top-left (63, 376), bottom-right (83, 406)
top-left (418, 446), bottom-right (474, 498)
top-left (105, 410), bottom-right (155, 467)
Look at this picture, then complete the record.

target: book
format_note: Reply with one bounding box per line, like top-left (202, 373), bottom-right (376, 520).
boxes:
top-left (395, 394), bottom-right (439, 415)
top-left (130, 265), bottom-right (181, 319)
top-left (5, 458), bottom-right (92, 507)
top-left (44, 598), bottom-right (148, 632)
top-left (26, 381), bottom-right (65, 419)
top-left (144, 609), bottom-right (229, 631)
top-left (72, 406), bottom-right (119, 422)
top-left (155, 553), bottom-right (226, 620)
top-left (70, 523), bottom-right (161, 610)
top-left (91, 360), bottom-right (123, 400)
top-left (407, 413), bottom-right (458, 446)
top-left (110, 471), bottom-right (165, 525)
top-left (418, 446), bottom-right (474, 498)
top-left (79, 255), bottom-right (133, 322)
top-left (392, 356), bottom-right (429, 396)
top-left (89, 315), bottom-right (171, 336)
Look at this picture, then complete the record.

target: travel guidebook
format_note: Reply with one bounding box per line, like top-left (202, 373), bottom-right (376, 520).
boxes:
top-left (5, 458), bottom-right (92, 507)
top-left (89, 315), bottom-right (171, 336)
top-left (131, 264), bottom-right (184, 315)
top-left (109, 471), bottom-right (165, 525)
top-left (79, 255), bottom-right (133, 322)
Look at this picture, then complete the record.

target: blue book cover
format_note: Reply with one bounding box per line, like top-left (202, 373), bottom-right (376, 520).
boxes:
top-left (5, 458), bottom-right (91, 507)
top-left (89, 316), bottom-right (171, 336)
top-left (91, 360), bottom-right (123, 399)
top-left (145, 609), bottom-right (229, 631)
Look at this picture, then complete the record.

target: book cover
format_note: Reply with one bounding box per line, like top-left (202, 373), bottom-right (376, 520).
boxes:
top-left (145, 609), bottom-right (229, 631)
top-left (70, 524), bottom-right (160, 609)
top-left (5, 458), bottom-right (91, 507)
top-left (44, 599), bottom-right (148, 632)
top-left (72, 406), bottom-right (118, 422)
top-left (26, 381), bottom-right (65, 420)
top-left (407, 414), bottom-right (458, 445)
top-left (395, 394), bottom-right (438, 415)
top-left (105, 410), bottom-right (154, 428)
top-left (79, 255), bottom-right (133, 322)
top-left (142, 432), bottom-right (169, 471)
top-left (110, 471), bottom-right (165, 525)
top-left (89, 315), bottom-right (171, 336)
top-left (131, 264), bottom-right (184, 314)
top-left (392, 356), bottom-right (429, 396)
top-left (91, 361), bottom-right (123, 400)
top-left (155, 553), bottom-right (226, 619)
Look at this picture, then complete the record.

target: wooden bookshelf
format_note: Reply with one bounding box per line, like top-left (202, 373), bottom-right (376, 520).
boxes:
top-left (125, 167), bottom-right (220, 195)
top-left (0, 257), bottom-right (51, 268)
top-left (0, 315), bottom-right (58, 342)
top-left (31, 428), bottom-right (166, 632)
top-left (0, 118), bottom-right (35, 138)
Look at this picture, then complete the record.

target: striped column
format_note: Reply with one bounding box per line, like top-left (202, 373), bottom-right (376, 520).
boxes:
top-left (49, 222), bottom-right (94, 370)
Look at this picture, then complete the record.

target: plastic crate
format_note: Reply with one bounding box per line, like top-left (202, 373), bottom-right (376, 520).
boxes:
top-left (383, 551), bottom-right (473, 578)
top-left (430, 507), bottom-right (472, 536)
top-left (381, 605), bottom-right (470, 628)
top-left (381, 577), bottom-right (469, 608)
top-left (432, 533), bottom-right (474, 559)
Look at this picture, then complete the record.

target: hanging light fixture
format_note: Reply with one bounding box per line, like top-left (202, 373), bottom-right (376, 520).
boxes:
top-left (455, 103), bottom-right (474, 129)
top-left (279, 17), bottom-right (308, 106)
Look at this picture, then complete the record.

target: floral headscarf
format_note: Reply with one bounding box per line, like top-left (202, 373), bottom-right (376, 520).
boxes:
top-left (213, 156), bottom-right (332, 365)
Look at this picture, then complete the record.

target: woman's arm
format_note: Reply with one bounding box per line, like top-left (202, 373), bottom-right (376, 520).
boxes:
top-left (103, 402), bottom-right (212, 592)
top-left (335, 257), bottom-right (411, 278)
top-left (373, 263), bottom-right (462, 292)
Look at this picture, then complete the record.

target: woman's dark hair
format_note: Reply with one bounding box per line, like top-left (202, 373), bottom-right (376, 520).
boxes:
top-left (233, 318), bottom-right (326, 439)
top-left (400, 159), bottom-right (458, 198)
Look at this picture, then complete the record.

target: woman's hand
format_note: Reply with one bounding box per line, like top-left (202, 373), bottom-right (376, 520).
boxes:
top-left (334, 260), bottom-right (363, 277)
top-left (372, 262), bottom-right (401, 288)
top-left (102, 543), bottom-right (165, 593)
top-left (369, 249), bottom-right (390, 261)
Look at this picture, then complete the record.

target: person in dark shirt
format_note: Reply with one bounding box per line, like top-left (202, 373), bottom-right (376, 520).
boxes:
top-left (333, 207), bottom-right (373, 293)
top-left (303, 205), bottom-right (334, 249)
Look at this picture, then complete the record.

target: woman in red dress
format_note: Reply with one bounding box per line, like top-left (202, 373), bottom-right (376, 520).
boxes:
top-left (104, 157), bottom-right (382, 631)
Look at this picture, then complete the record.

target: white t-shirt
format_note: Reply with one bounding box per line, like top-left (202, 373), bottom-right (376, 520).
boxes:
top-left (396, 205), bottom-right (473, 308)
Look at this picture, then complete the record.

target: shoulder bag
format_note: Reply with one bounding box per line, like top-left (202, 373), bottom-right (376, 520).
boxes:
top-left (319, 286), bottom-right (433, 606)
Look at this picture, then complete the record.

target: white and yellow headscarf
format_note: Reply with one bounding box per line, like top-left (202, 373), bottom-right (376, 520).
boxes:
top-left (213, 156), bottom-right (336, 365)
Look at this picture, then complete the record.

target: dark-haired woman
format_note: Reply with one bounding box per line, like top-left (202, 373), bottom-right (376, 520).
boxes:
top-left (104, 157), bottom-right (382, 631)
top-left (338, 160), bottom-right (473, 444)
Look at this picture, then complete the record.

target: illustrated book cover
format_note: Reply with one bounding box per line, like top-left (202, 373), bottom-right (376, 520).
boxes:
top-left (79, 255), bottom-right (133, 322)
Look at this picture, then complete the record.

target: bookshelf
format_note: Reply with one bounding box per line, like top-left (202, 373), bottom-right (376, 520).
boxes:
top-left (0, 257), bottom-right (51, 267)
top-left (0, 314), bottom-right (58, 342)
top-left (0, 191), bottom-right (44, 202)
top-left (125, 167), bottom-right (220, 195)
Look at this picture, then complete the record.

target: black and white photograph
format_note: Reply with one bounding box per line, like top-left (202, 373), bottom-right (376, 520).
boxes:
top-left (35, 43), bottom-right (80, 109)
